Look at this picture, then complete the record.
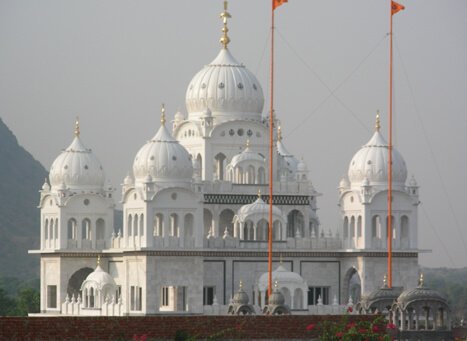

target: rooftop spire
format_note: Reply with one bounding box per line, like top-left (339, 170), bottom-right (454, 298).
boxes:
top-left (246, 138), bottom-right (250, 148)
top-left (74, 117), bottom-right (80, 137)
top-left (257, 188), bottom-right (261, 198)
top-left (161, 103), bottom-right (166, 125)
top-left (219, 1), bottom-right (231, 48)
top-left (419, 273), bottom-right (424, 287)
top-left (375, 110), bottom-right (381, 132)
top-left (97, 254), bottom-right (101, 267)
top-left (277, 125), bottom-right (282, 141)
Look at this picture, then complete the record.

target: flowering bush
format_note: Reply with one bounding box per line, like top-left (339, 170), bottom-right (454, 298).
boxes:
top-left (306, 315), bottom-right (395, 341)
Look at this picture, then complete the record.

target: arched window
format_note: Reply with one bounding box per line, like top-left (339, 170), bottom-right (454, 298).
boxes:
top-left (170, 213), bottom-right (179, 237)
top-left (214, 153), bottom-right (226, 180)
top-left (184, 213), bottom-right (194, 238)
top-left (401, 215), bottom-right (409, 246)
top-left (128, 214), bottom-right (133, 237)
top-left (96, 218), bottom-right (105, 240)
top-left (133, 214), bottom-right (139, 237)
top-left (257, 219), bottom-right (268, 241)
top-left (82, 218), bottom-right (91, 240)
top-left (343, 216), bottom-right (349, 238)
top-left (68, 218), bottom-right (77, 240)
top-left (247, 165), bottom-right (255, 184)
top-left (55, 218), bottom-right (58, 239)
top-left (219, 209), bottom-right (235, 236)
top-left (372, 215), bottom-right (381, 238)
top-left (89, 287), bottom-right (94, 308)
top-left (44, 219), bottom-right (49, 239)
top-left (49, 219), bottom-right (54, 240)
top-left (258, 167), bottom-right (266, 184)
top-left (287, 210), bottom-right (304, 238)
top-left (154, 213), bottom-right (163, 236)
top-left (273, 220), bottom-right (282, 241)
top-left (203, 209), bottom-right (213, 237)
top-left (350, 217), bottom-right (355, 238)
top-left (236, 167), bottom-right (243, 184)
top-left (139, 214), bottom-right (144, 236)
top-left (196, 154), bottom-right (203, 179)
top-left (357, 216), bottom-right (362, 238)
top-left (386, 215), bottom-right (395, 239)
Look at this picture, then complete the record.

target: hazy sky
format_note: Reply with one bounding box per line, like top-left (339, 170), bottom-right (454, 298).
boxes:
top-left (1, 0), bottom-right (466, 268)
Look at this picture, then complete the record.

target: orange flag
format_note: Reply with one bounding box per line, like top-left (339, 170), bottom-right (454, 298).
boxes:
top-left (273, 0), bottom-right (288, 10)
top-left (391, 1), bottom-right (405, 15)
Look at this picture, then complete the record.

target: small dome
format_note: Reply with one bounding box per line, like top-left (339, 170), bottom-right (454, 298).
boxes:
top-left (80, 265), bottom-right (116, 291)
top-left (41, 178), bottom-right (51, 191)
top-left (123, 174), bottom-right (133, 186)
top-left (408, 175), bottom-right (418, 187)
top-left (297, 158), bottom-right (308, 172)
top-left (237, 196), bottom-right (282, 220)
top-left (230, 143), bottom-right (265, 168)
top-left (348, 130), bottom-right (407, 189)
top-left (362, 177), bottom-right (370, 187)
top-left (277, 139), bottom-right (299, 175)
top-left (397, 284), bottom-right (447, 310)
top-left (268, 287), bottom-right (285, 306)
top-left (174, 111), bottom-right (185, 121)
top-left (186, 48), bottom-right (264, 121)
top-left (49, 135), bottom-right (105, 192)
top-left (233, 287), bottom-right (249, 305)
top-left (258, 265), bottom-right (307, 289)
top-left (133, 122), bottom-right (193, 184)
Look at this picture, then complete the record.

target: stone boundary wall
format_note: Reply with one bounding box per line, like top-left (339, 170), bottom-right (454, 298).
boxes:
top-left (0, 315), bottom-right (376, 341)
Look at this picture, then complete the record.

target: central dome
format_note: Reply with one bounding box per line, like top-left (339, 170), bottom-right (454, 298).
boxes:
top-left (185, 48), bottom-right (264, 121)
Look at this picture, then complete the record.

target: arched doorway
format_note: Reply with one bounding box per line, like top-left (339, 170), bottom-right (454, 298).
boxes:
top-left (67, 267), bottom-right (93, 298)
top-left (343, 267), bottom-right (361, 304)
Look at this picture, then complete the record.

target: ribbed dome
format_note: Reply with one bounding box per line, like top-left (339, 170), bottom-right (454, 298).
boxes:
top-left (230, 143), bottom-right (265, 168)
top-left (133, 123), bottom-right (193, 184)
top-left (397, 285), bottom-right (447, 309)
top-left (49, 136), bottom-right (105, 192)
top-left (258, 265), bottom-right (306, 287)
top-left (277, 139), bottom-right (299, 175)
top-left (80, 265), bottom-right (116, 291)
top-left (348, 130), bottom-right (407, 188)
top-left (186, 48), bottom-right (264, 121)
top-left (237, 197), bottom-right (282, 220)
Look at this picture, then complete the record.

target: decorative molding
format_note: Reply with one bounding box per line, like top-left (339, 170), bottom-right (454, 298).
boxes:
top-left (204, 194), bottom-right (310, 205)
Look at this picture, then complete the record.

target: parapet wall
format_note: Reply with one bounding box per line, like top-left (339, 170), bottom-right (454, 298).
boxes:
top-left (0, 315), bottom-right (374, 341)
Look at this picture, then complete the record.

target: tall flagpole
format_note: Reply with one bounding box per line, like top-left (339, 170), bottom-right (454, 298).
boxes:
top-left (387, 0), bottom-right (394, 289)
top-left (268, 0), bottom-right (275, 299)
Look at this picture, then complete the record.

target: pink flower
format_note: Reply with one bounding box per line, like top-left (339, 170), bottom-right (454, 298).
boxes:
top-left (387, 323), bottom-right (397, 330)
top-left (347, 306), bottom-right (353, 313)
top-left (140, 335), bottom-right (147, 341)
top-left (133, 335), bottom-right (139, 341)
top-left (372, 325), bottom-right (379, 332)
top-left (336, 332), bottom-right (344, 337)
top-left (306, 323), bottom-right (316, 331)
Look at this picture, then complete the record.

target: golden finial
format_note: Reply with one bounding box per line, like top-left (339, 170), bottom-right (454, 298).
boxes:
top-left (74, 117), bottom-right (80, 137)
top-left (239, 280), bottom-right (243, 290)
top-left (383, 274), bottom-right (387, 287)
top-left (277, 125), bottom-right (282, 141)
top-left (161, 103), bottom-right (166, 125)
top-left (219, 1), bottom-right (231, 48)
top-left (419, 273), bottom-right (424, 287)
top-left (274, 280), bottom-right (278, 289)
top-left (257, 188), bottom-right (261, 198)
top-left (246, 139), bottom-right (250, 148)
top-left (97, 254), bottom-right (101, 267)
top-left (375, 110), bottom-right (381, 132)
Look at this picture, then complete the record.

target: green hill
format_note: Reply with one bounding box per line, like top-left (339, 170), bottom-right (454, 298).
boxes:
top-left (0, 118), bottom-right (47, 279)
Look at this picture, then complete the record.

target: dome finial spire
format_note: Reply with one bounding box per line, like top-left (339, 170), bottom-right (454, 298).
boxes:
top-left (419, 273), bottom-right (424, 287)
top-left (383, 274), bottom-right (387, 287)
top-left (97, 254), bottom-right (101, 267)
top-left (257, 188), bottom-right (261, 198)
top-left (219, 1), bottom-right (231, 48)
top-left (74, 116), bottom-right (80, 137)
top-left (277, 125), bottom-right (282, 141)
top-left (161, 103), bottom-right (166, 125)
top-left (246, 139), bottom-right (250, 148)
top-left (375, 110), bottom-right (381, 132)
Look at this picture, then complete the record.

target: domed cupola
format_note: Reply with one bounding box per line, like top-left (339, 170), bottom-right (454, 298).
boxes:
top-left (132, 105), bottom-right (193, 185)
top-left (49, 119), bottom-right (105, 192)
top-left (236, 192), bottom-right (283, 220)
top-left (230, 140), bottom-right (265, 167)
top-left (185, 3), bottom-right (264, 122)
top-left (348, 114), bottom-right (407, 190)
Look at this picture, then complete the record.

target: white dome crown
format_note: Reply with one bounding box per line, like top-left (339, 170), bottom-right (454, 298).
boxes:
top-left (348, 116), bottom-right (407, 189)
top-left (49, 119), bottom-right (105, 192)
top-left (185, 6), bottom-right (264, 122)
top-left (133, 106), bottom-right (193, 184)
top-left (230, 140), bottom-right (265, 167)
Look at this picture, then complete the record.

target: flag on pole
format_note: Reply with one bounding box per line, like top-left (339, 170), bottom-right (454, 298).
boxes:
top-left (273, 0), bottom-right (288, 10)
top-left (391, 1), bottom-right (405, 15)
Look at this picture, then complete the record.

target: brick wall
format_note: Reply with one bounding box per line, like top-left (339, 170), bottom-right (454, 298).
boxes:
top-left (0, 315), bottom-right (377, 341)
